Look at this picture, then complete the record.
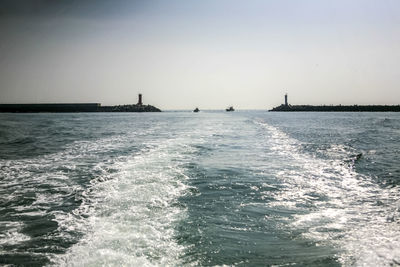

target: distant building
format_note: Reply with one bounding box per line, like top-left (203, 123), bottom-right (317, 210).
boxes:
top-left (285, 94), bottom-right (288, 106)
top-left (138, 93), bottom-right (143, 105)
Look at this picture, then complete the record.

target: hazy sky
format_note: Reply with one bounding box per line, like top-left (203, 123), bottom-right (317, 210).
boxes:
top-left (0, 0), bottom-right (399, 109)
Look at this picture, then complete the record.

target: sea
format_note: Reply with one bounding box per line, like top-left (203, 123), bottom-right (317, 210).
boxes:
top-left (0, 111), bottom-right (399, 266)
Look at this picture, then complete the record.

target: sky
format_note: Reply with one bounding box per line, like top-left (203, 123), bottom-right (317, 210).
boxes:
top-left (0, 0), bottom-right (399, 109)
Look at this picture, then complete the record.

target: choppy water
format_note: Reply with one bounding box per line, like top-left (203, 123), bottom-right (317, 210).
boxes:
top-left (0, 111), bottom-right (399, 266)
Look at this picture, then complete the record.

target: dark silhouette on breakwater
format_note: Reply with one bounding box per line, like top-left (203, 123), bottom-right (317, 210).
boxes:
top-left (0, 94), bottom-right (161, 113)
top-left (226, 106), bottom-right (235, 112)
top-left (270, 94), bottom-right (400, 112)
top-left (0, 103), bottom-right (101, 113)
top-left (137, 93), bottom-right (143, 106)
top-left (99, 104), bottom-right (160, 112)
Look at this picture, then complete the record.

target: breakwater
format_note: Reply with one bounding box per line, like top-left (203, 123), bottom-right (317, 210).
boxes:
top-left (99, 104), bottom-right (161, 112)
top-left (0, 103), bottom-right (161, 113)
top-left (269, 104), bottom-right (400, 112)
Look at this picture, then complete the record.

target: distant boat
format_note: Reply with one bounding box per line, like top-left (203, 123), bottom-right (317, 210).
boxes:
top-left (193, 107), bottom-right (200, 112)
top-left (226, 106), bottom-right (235, 112)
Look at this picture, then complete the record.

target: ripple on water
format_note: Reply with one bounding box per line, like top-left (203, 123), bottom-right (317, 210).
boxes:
top-left (257, 122), bottom-right (400, 266)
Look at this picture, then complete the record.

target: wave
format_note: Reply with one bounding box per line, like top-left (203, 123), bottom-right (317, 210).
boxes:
top-left (254, 120), bottom-right (400, 266)
top-left (50, 135), bottom-right (205, 266)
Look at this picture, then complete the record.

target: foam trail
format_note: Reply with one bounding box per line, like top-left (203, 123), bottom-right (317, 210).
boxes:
top-left (0, 134), bottom-right (141, 254)
top-left (255, 121), bottom-right (400, 266)
top-left (52, 138), bottom-right (195, 266)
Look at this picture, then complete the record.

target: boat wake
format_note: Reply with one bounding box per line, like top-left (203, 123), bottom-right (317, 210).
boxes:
top-left (255, 120), bottom-right (400, 266)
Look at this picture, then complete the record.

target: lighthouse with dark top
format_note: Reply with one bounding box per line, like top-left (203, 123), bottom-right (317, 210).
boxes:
top-left (285, 93), bottom-right (288, 106)
top-left (138, 93), bottom-right (143, 106)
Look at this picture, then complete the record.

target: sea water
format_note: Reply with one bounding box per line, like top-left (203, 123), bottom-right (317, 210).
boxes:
top-left (0, 111), bottom-right (399, 266)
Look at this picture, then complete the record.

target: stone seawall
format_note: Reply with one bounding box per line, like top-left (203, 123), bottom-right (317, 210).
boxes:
top-left (269, 105), bottom-right (400, 112)
top-left (0, 103), bottom-right (101, 112)
top-left (99, 104), bottom-right (161, 112)
top-left (0, 103), bottom-right (161, 112)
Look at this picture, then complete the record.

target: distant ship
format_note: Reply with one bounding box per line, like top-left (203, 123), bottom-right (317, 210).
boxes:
top-left (226, 106), bottom-right (235, 112)
top-left (193, 107), bottom-right (200, 112)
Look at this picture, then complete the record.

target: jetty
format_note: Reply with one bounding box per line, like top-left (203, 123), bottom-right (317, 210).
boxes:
top-left (269, 94), bottom-right (400, 112)
top-left (0, 94), bottom-right (161, 113)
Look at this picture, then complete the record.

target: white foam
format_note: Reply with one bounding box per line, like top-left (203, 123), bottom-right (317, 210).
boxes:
top-left (0, 113), bottom-right (227, 264)
top-left (256, 121), bottom-right (400, 266)
top-left (51, 135), bottom-right (203, 266)
top-left (0, 131), bottom-right (155, 251)
top-left (0, 221), bottom-right (30, 246)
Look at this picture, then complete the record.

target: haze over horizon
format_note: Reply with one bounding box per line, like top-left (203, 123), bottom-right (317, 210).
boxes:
top-left (0, 0), bottom-right (399, 110)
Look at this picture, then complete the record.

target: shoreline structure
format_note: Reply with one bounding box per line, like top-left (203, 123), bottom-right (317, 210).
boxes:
top-left (269, 94), bottom-right (400, 112)
top-left (1, 93), bottom-right (399, 113)
top-left (0, 94), bottom-right (161, 113)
